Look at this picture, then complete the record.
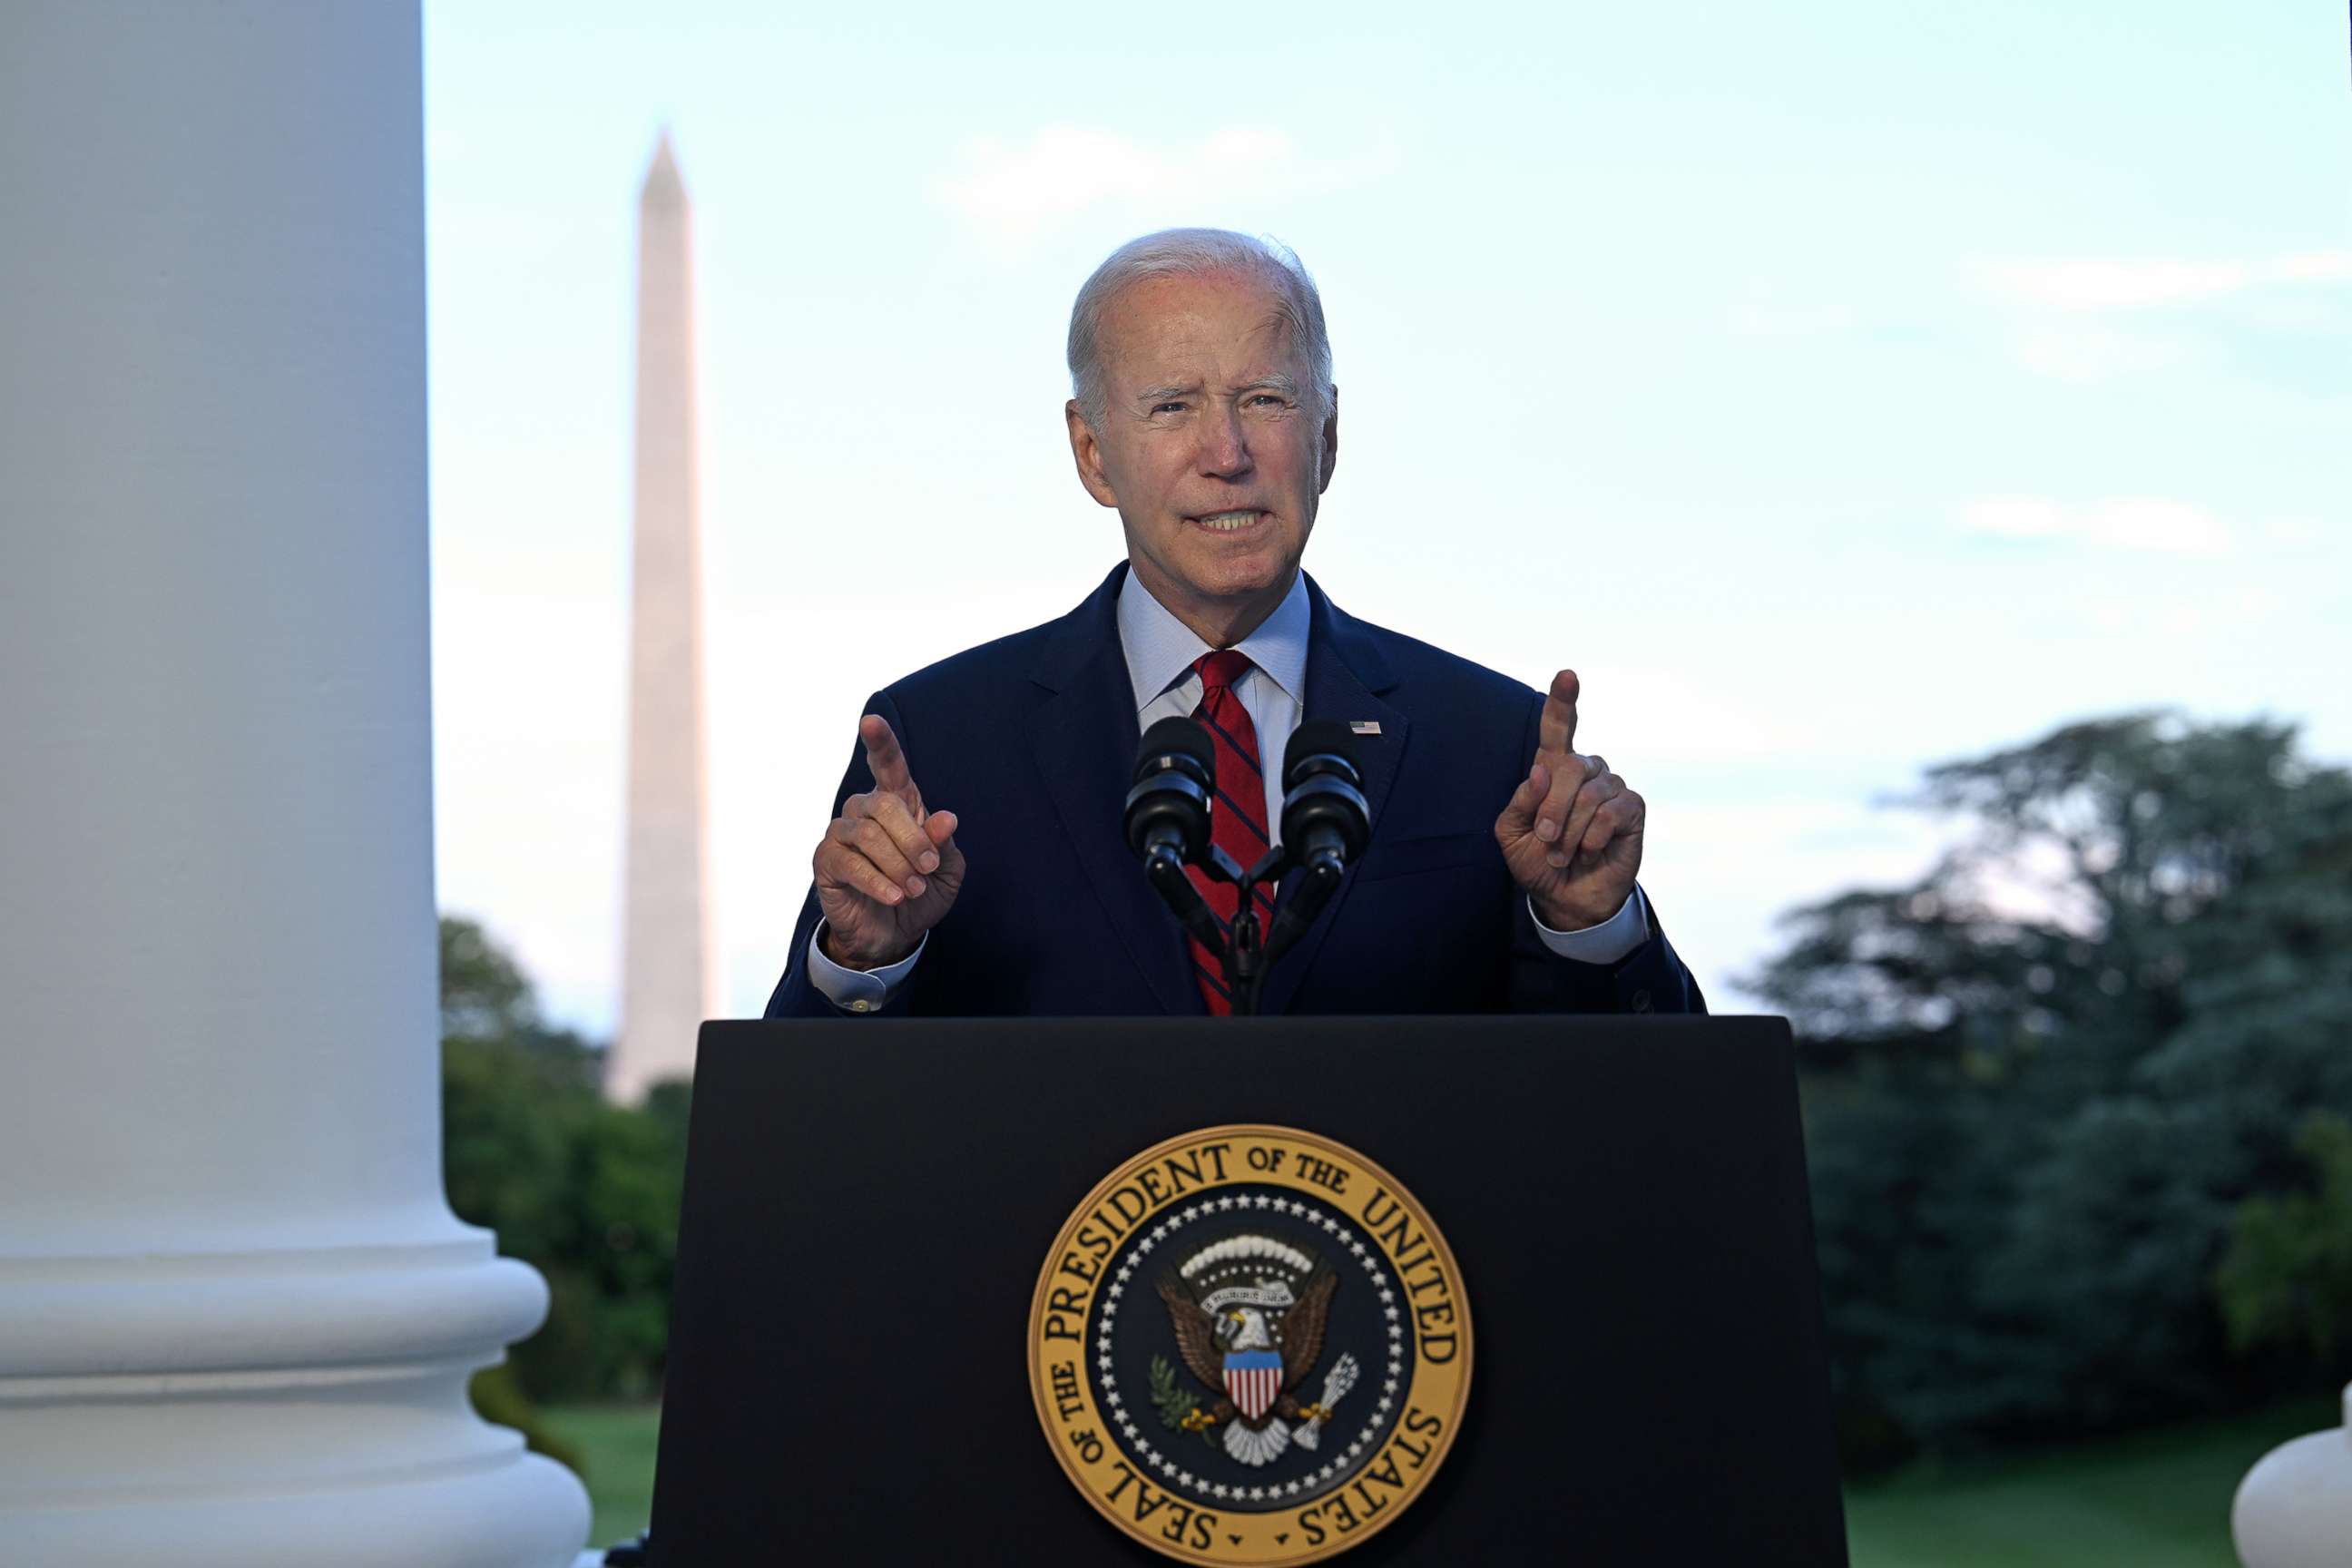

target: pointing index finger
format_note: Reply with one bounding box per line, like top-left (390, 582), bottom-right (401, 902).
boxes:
top-left (859, 714), bottom-right (916, 799)
top-left (1539, 669), bottom-right (1581, 755)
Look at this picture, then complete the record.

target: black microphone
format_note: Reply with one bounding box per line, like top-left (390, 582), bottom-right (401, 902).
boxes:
top-left (1125, 716), bottom-right (1215, 873)
top-left (1263, 721), bottom-right (1372, 967)
top-left (1279, 720), bottom-right (1371, 876)
top-left (1124, 717), bottom-right (1223, 955)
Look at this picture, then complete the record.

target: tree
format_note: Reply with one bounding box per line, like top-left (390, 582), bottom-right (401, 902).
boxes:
top-left (1749, 713), bottom-right (2352, 1465)
top-left (438, 916), bottom-right (689, 1404)
top-left (441, 914), bottom-right (549, 1044)
top-left (2218, 1111), bottom-right (2352, 1367)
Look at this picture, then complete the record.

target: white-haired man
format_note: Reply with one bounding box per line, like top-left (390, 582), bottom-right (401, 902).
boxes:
top-left (767, 229), bottom-right (1701, 1018)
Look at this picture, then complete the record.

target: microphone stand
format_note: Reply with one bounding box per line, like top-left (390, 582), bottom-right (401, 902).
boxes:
top-left (1218, 848), bottom-right (1303, 1016)
top-left (1261, 853), bottom-right (1344, 970)
top-left (1139, 814), bottom-right (1355, 1016)
top-left (1141, 841), bottom-right (1226, 956)
top-left (1149, 844), bottom-right (1285, 1015)
top-left (1129, 716), bottom-right (1363, 1016)
top-left (1176, 848), bottom-right (1351, 1016)
top-left (1135, 720), bottom-right (1369, 1015)
top-left (1221, 848), bottom-right (1282, 1016)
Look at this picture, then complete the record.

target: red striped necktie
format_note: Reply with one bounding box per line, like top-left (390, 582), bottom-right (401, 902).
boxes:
top-left (1186, 649), bottom-right (1271, 1014)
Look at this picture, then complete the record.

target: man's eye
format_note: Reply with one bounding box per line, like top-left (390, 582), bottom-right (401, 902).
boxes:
top-left (1152, 401), bottom-right (1187, 415)
top-left (1247, 394), bottom-right (1287, 408)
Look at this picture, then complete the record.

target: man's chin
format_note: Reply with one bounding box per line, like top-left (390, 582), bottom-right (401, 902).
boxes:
top-left (1183, 539), bottom-right (1298, 589)
top-left (1187, 563), bottom-right (1293, 605)
top-left (1126, 540), bottom-right (1301, 625)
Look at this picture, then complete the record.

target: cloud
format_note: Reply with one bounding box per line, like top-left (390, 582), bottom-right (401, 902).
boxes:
top-left (933, 123), bottom-right (1388, 243)
top-left (1972, 250), bottom-right (2352, 383)
top-left (2005, 325), bottom-right (2187, 384)
top-left (1959, 495), bottom-right (2235, 555)
top-left (1975, 251), bottom-right (2352, 312)
top-left (1728, 300), bottom-right (1855, 339)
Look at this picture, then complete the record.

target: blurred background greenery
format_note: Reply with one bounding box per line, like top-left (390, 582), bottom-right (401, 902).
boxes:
top-left (448, 706), bottom-right (2352, 1560)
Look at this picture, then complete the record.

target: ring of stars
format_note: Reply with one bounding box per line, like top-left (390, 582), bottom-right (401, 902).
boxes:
top-left (1093, 1188), bottom-right (1411, 1509)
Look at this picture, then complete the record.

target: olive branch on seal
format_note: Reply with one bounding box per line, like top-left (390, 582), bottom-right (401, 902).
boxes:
top-left (1148, 1356), bottom-right (1214, 1447)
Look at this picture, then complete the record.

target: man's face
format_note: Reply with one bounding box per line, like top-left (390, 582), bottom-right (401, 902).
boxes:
top-left (1067, 268), bottom-right (1338, 641)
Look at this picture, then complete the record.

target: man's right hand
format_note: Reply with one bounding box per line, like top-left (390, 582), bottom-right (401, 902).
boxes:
top-left (811, 715), bottom-right (965, 970)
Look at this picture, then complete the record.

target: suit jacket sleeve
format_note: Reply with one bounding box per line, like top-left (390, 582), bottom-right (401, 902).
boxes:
top-left (1502, 691), bottom-right (1707, 1015)
top-left (762, 691), bottom-right (919, 1020)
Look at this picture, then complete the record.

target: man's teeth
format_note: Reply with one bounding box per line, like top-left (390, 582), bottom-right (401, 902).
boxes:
top-left (1196, 512), bottom-right (1260, 532)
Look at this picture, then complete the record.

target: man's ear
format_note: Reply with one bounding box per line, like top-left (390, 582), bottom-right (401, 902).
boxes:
top-left (1066, 400), bottom-right (1120, 508)
top-left (1317, 384), bottom-right (1339, 495)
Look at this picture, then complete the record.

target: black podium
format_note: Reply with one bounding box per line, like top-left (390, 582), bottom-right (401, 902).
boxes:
top-left (647, 1017), bottom-right (1847, 1565)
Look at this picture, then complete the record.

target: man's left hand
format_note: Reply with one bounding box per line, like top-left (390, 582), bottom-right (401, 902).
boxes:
top-left (1494, 669), bottom-right (1645, 932)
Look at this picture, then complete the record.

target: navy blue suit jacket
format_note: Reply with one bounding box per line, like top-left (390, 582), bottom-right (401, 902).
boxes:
top-left (764, 564), bottom-right (1704, 1018)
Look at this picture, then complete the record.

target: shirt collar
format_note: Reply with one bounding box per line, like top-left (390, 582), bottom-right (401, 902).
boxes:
top-left (1116, 567), bottom-right (1310, 713)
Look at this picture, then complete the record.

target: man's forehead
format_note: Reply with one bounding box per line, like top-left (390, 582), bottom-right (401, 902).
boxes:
top-left (1100, 271), bottom-right (1303, 381)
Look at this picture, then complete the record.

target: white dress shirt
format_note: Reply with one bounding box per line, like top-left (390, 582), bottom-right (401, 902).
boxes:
top-left (807, 571), bottom-right (1648, 1009)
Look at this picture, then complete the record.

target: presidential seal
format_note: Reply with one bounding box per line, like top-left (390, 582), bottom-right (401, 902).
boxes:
top-left (1028, 1125), bottom-right (1472, 1564)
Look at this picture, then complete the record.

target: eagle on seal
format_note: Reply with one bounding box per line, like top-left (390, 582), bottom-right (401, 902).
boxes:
top-left (1156, 1232), bottom-right (1346, 1466)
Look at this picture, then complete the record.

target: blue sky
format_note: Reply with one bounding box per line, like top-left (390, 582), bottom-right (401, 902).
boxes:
top-left (425, 0), bottom-right (2349, 1033)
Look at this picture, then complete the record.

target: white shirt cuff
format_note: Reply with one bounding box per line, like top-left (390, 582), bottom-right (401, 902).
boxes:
top-left (806, 922), bottom-right (926, 1014)
top-left (1529, 885), bottom-right (1651, 966)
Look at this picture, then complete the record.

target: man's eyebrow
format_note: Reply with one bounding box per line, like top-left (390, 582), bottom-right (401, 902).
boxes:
top-left (1130, 375), bottom-right (1300, 407)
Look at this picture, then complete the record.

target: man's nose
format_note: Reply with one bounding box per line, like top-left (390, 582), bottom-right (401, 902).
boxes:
top-left (1195, 400), bottom-right (1251, 478)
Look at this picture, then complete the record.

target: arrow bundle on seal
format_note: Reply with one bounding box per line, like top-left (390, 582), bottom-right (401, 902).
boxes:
top-left (1292, 1353), bottom-right (1361, 1451)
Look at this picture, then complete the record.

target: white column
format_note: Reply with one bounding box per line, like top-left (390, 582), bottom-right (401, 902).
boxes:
top-left (611, 132), bottom-right (714, 1105)
top-left (0, 5), bottom-right (590, 1563)
top-left (2235, 1384), bottom-right (2352, 1568)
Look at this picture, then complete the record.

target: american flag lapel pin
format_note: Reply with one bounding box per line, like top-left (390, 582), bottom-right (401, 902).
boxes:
top-left (1349, 720), bottom-right (1382, 736)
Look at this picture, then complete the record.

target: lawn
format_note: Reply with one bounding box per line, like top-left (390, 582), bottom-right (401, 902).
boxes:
top-left (1841, 1396), bottom-right (2336, 1568)
top-left (544, 1395), bottom-right (2338, 1563)
top-left (544, 1403), bottom-right (664, 1553)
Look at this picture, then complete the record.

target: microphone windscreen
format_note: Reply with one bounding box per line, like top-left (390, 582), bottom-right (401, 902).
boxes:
top-left (1283, 720), bottom-right (1362, 787)
top-left (1136, 715), bottom-right (1215, 780)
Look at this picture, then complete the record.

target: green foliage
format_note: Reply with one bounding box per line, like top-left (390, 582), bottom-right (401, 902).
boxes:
top-left (467, 1361), bottom-right (587, 1478)
top-left (441, 915), bottom-right (544, 1043)
top-left (2217, 1111), bottom-right (2352, 1364)
top-left (439, 916), bottom-right (690, 1405)
top-left (1749, 713), bottom-right (2352, 1467)
top-left (1149, 1355), bottom-right (1212, 1446)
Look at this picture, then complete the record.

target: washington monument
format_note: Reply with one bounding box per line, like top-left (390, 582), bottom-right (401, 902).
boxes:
top-left (610, 132), bottom-right (712, 1103)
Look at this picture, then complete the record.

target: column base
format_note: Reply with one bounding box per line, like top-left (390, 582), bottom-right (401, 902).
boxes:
top-left (12, 1449), bottom-right (586, 1568)
top-left (0, 1239), bottom-right (588, 1566)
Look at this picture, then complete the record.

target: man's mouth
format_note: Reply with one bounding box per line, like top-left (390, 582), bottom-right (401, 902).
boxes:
top-left (1189, 509), bottom-right (1265, 533)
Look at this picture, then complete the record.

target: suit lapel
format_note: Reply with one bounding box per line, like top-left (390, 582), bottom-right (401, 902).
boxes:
top-left (1024, 564), bottom-right (1200, 1015)
top-left (1259, 576), bottom-right (1408, 1016)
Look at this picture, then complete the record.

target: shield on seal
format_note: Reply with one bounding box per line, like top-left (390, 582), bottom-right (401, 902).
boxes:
top-left (1223, 1349), bottom-right (1284, 1423)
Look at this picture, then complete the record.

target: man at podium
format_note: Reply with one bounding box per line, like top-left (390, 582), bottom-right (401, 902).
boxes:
top-left (765, 229), bottom-right (1704, 1021)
